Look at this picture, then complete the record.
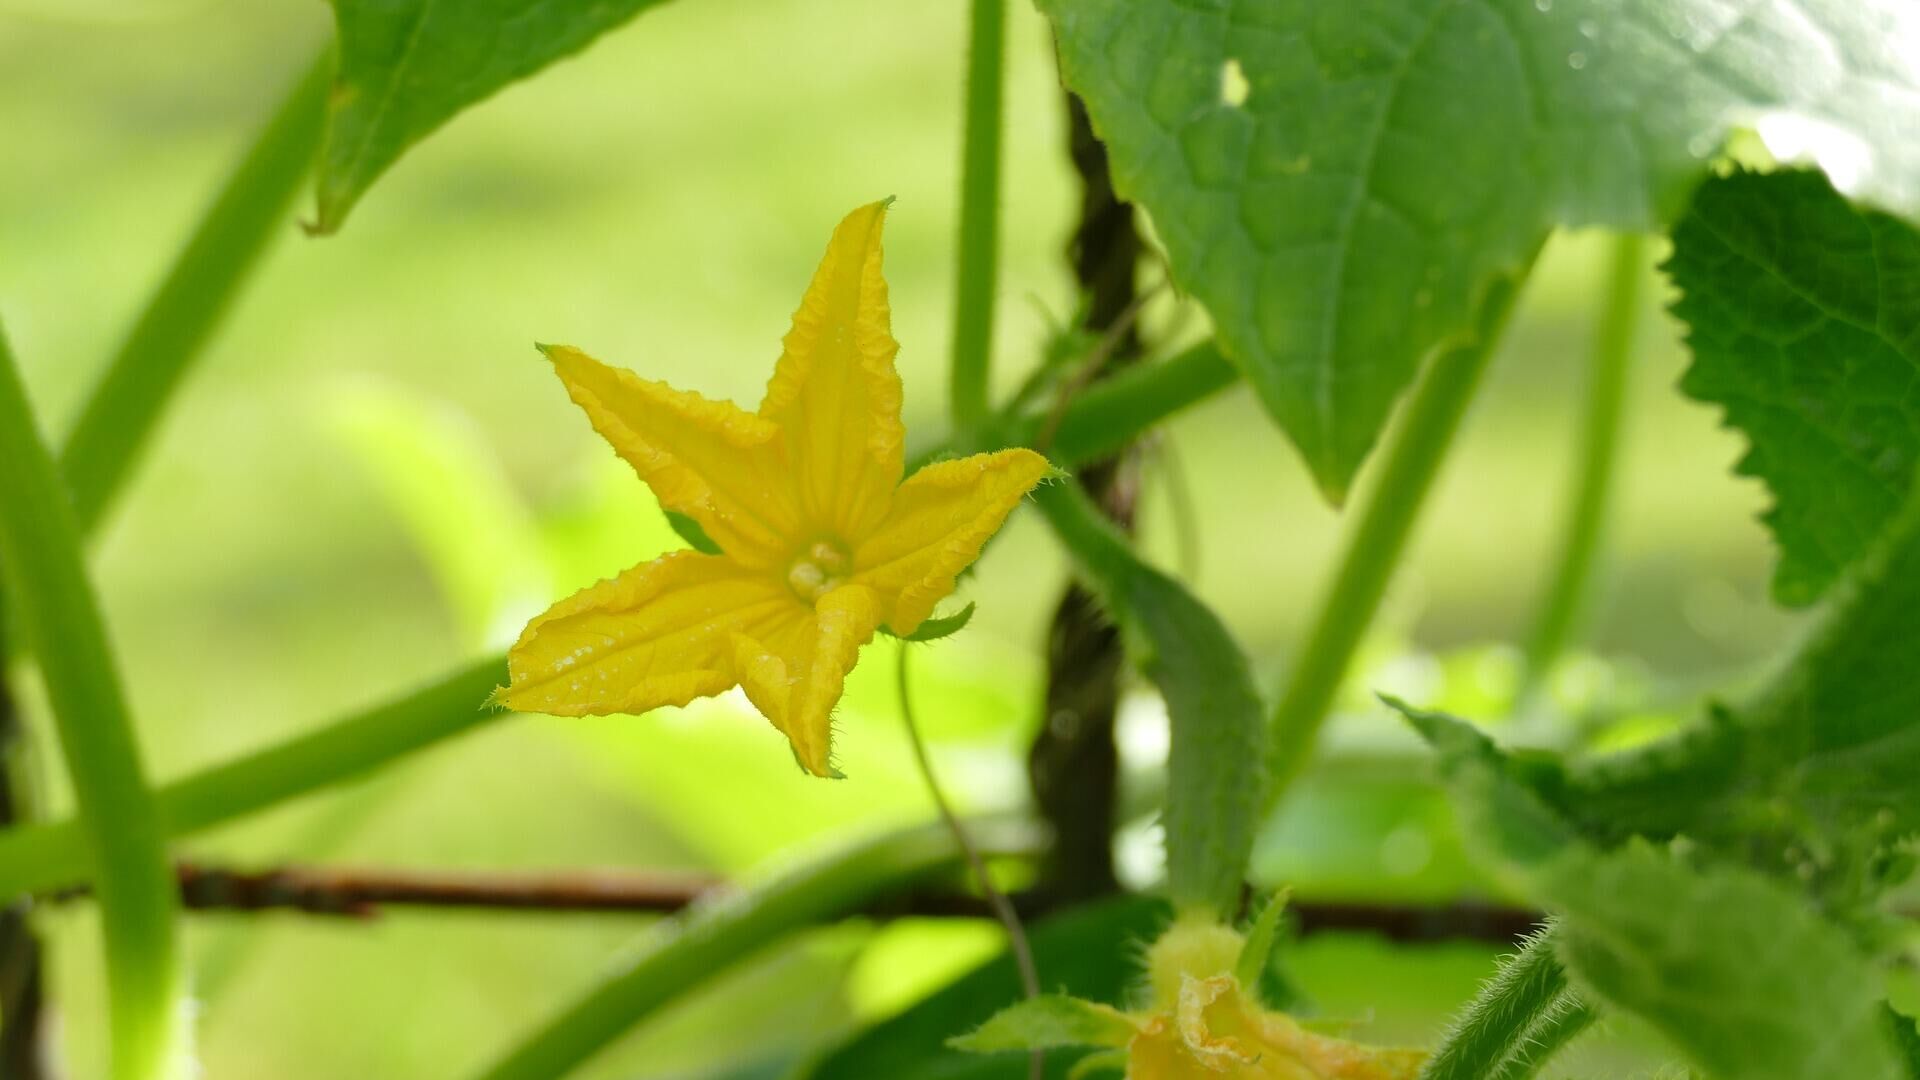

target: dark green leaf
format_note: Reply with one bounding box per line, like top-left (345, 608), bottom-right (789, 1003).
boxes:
top-left (316, 0), bottom-right (673, 233)
top-left (1548, 844), bottom-right (1902, 1080)
top-left (666, 508), bottom-right (724, 555)
top-left (1038, 0), bottom-right (1920, 497)
top-left (1885, 1005), bottom-right (1920, 1079)
top-left (883, 603), bottom-right (976, 643)
top-left (1670, 169), bottom-right (1920, 604)
top-left (948, 995), bottom-right (1134, 1053)
top-left (1032, 483), bottom-right (1266, 916)
top-left (807, 896), bottom-right (1166, 1080)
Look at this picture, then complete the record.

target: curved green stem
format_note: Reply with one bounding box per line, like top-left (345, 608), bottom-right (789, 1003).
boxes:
top-left (469, 819), bottom-right (1040, 1080)
top-left (947, 0), bottom-right (1008, 434)
top-left (0, 657), bottom-right (505, 902)
top-left (1266, 269), bottom-right (1532, 801)
top-left (60, 47), bottom-right (332, 534)
top-left (1516, 232), bottom-right (1645, 706)
top-left (0, 325), bottom-right (179, 1080)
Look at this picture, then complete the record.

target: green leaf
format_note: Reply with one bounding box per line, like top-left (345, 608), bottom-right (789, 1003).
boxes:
top-left (1885, 1005), bottom-right (1920, 1079)
top-left (1556, 486), bottom-right (1920, 889)
top-left (1233, 891), bottom-right (1288, 990)
top-left (1032, 483), bottom-right (1266, 916)
top-left (666, 508), bottom-right (725, 555)
top-left (1401, 701), bottom-right (1906, 1080)
top-left (1671, 169), bottom-right (1920, 604)
top-left (315, 0), bottom-right (673, 234)
top-left (948, 995), bottom-right (1135, 1053)
top-left (1548, 844), bottom-right (1902, 1080)
top-left (809, 895), bottom-right (1168, 1080)
top-left (881, 602), bottom-right (976, 643)
top-left (1037, 0), bottom-right (1920, 497)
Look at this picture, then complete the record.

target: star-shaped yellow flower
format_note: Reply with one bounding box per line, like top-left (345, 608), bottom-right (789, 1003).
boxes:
top-left (496, 201), bottom-right (1050, 776)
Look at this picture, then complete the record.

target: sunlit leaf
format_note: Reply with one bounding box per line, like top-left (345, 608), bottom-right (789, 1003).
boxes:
top-left (316, 0), bottom-right (674, 233)
top-left (1038, 0), bottom-right (1920, 497)
top-left (1670, 168), bottom-right (1920, 604)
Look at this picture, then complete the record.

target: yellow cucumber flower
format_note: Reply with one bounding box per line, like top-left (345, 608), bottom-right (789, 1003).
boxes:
top-left (953, 910), bottom-right (1426, 1079)
top-left (495, 200), bottom-right (1050, 776)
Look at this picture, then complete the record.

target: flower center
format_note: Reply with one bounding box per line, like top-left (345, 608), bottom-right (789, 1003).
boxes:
top-left (785, 538), bottom-right (852, 603)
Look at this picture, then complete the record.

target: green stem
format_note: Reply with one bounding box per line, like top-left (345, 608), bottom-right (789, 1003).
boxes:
top-left (469, 819), bottom-right (1039, 1080)
top-left (1487, 996), bottom-right (1596, 1080)
top-left (60, 47), bottom-right (332, 534)
top-left (947, 0), bottom-right (1008, 434)
top-left (1266, 271), bottom-right (1530, 800)
top-left (1420, 926), bottom-right (1572, 1080)
top-left (1516, 232), bottom-right (1645, 705)
top-left (0, 657), bottom-right (505, 902)
top-left (0, 326), bottom-right (179, 1080)
top-left (914, 339), bottom-right (1239, 469)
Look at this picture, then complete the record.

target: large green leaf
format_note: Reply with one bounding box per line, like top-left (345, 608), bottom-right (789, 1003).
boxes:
top-left (1671, 168), bottom-right (1920, 604)
top-left (1548, 844), bottom-right (1902, 1080)
top-left (1038, 0), bottom-right (1920, 497)
top-left (806, 896), bottom-right (1166, 1080)
top-left (315, 0), bottom-right (673, 233)
top-left (1556, 485), bottom-right (1920, 891)
top-left (1402, 705), bottom-right (1906, 1080)
top-left (1032, 484), bottom-right (1267, 916)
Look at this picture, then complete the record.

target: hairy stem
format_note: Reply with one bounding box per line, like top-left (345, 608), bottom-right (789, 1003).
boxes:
top-left (60, 47), bottom-right (331, 533)
top-left (947, 0), bottom-right (1008, 434)
top-left (1517, 232), bottom-right (1646, 707)
top-left (1420, 926), bottom-right (1578, 1080)
top-left (469, 819), bottom-right (1040, 1080)
top-left (0, 325), bottom-right (180, 1080)
top-left (1266, 267), bottom-right (1532, 801)
top-left (0, 657), bottom-right (505, 902)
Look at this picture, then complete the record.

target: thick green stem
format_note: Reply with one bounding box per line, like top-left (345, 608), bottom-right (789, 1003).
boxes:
top-left (1487, 996), bottom-right (1596, 1080)
top-left (1517, 232), bottom-right (1645, 704)
top-left (1421, 927), bottom-right (1576, 1080)
top-left (60, 48), bottom-right (332, 534)
top-left (0, 657), bottom-right (505, 902)
top-left (469, 819), bottom-right (1038, 1080)
top-left (947, 0), bottom-right (1008, 434)
top-left (0, 326), bottom-right (180, 1080)
top-left (1266, 273), bottom-right (1530, 800)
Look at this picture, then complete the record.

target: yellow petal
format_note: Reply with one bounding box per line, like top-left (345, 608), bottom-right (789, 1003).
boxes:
top-left (543, 343), bottom-right (798, 566)
top-left (1128, 975), bottom-right (1426, 1080)
top-left (732, 584), bottom-right (882, 776)
top-left (758, 201), bottom-right (905, 542)
top-left (498, 550), bottom-right (802, 715)
top-left (853, 448), bottom-right (1051, 636)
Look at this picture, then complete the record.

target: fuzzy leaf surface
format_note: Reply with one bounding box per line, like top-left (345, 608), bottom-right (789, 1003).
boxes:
top-left (1038, 0), bottom-right (1920, 496)
top-left (1548, 845), bottom-right (1901, 1080)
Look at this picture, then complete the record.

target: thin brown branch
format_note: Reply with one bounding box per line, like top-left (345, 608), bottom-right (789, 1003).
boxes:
top-left (39, 861), bottom-right (1545, 944)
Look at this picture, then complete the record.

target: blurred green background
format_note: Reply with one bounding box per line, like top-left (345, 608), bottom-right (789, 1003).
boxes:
top-left (0, 0), bottom-right (1800, 1076)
